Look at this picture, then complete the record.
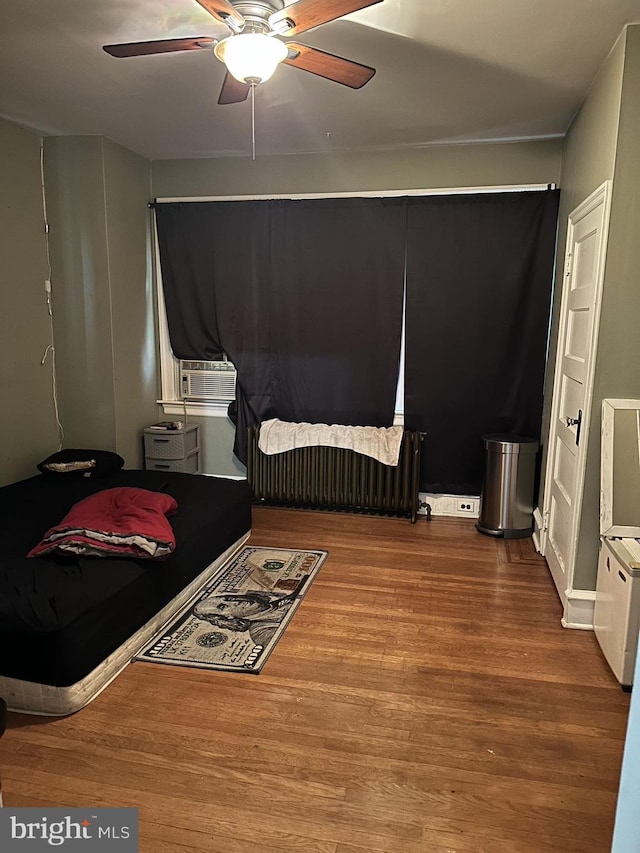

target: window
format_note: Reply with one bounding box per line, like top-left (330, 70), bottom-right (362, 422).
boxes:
top-left (153, 184), bottom-right (551, 426)
top-left (155, 241), bottom-right (236, 417)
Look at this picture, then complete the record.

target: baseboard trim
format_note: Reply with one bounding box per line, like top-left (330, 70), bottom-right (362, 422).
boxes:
top-left (561, 588), bottom-right (596, 630)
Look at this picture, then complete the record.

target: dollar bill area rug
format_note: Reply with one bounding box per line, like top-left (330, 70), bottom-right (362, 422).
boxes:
top-left (135, 546), bottom-right (327, 673)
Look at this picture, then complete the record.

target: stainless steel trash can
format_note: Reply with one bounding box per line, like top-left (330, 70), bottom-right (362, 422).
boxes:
top-left (477, 434), bottom-right (539, 539)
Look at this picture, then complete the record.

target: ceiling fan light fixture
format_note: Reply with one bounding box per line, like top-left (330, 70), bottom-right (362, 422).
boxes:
top-left (214, 33), bottom-right (287, 84)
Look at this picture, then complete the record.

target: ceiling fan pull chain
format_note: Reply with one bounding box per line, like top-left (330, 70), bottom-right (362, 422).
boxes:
top-left (251, 81), bottom-right (256, 161)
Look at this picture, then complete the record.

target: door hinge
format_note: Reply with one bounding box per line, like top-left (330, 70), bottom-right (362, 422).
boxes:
top-left (564, 252), bottom-right (573, 278)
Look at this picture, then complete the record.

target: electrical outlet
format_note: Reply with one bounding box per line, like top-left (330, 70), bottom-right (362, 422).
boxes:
top-left (419, 493), bottom-right (480, 517)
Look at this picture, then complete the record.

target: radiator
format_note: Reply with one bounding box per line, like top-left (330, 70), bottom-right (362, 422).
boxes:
top-left (247, 425), bottom-right (424, 523)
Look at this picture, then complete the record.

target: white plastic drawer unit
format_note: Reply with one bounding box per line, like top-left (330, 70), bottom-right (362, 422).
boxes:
top-left (594, 538), bottom-right (640, 687)
top-left (143, 424), bottom-right (199, 460)
top-left (145, 452), bottom-right (201, 474)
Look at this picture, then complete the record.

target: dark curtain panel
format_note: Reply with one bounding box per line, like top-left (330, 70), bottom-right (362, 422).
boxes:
top-left (155, 198), bottom-right (406, 463)
top-left (405, 190), bottom-right (560, 494)
top-left (268, 198), bottom-right (406, 425)
top-left (155, 201), bottom-right (274, 464)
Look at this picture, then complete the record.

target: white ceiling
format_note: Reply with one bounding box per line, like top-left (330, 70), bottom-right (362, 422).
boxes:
top-left (0, 0), bottom-right (639, 161)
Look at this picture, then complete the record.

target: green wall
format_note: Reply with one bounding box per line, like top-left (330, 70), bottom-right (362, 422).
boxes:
top-left (539, 25), bottom-right (640, 591)
top-left (44, 136), bottom-right (159, 467)
top-left (0, 118), bottom-right (59, 485)
top-left (579, 25), bottom-right (640, 589)
top-left (44, 137), bottom-right (116, 449)
top-left (153, 138), bottom-right (563, 198)
top-left (103, 139), bottom-right (161, 465)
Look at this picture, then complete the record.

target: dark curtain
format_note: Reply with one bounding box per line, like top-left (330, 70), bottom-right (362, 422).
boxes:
top-left (404, 190), bottom-right (560, 494)
top-left (155, 198), bottom-right (406, 463)
top-left (155, 201), bottom-right (273, 464)
top-left (267, 198), bottom-right (406, 425)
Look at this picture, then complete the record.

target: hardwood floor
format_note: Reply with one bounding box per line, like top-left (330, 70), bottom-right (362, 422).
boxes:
top-left (1, 508), bottom-right (630, 852)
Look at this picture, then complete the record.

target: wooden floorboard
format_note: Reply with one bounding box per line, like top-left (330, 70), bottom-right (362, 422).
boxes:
top-left (1, 508), bottom-right (630, 852)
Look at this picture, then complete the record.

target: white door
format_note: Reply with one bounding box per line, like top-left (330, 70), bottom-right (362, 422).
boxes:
top-left (542, 182), bottom-right (611, 618)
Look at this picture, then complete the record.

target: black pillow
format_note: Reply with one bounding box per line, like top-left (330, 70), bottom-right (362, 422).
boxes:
top-left (37, 449), bottom-right (125, 478)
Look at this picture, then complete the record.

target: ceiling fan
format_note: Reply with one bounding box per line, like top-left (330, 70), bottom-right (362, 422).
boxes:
top-left (103, 0), bottom-right (383, 105)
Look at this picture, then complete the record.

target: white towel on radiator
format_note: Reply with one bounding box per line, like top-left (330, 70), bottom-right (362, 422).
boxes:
top-left (258, 419), bottom-right (404, 467)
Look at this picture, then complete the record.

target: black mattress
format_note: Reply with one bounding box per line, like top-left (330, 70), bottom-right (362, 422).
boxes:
top-left (0, 470), bottom-right (251, 687)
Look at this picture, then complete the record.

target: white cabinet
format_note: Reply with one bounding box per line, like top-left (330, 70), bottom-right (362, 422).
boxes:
top-left (594, 538), bottom-right (640, 687)
top-left (595, 400), bottom-right (640, 686)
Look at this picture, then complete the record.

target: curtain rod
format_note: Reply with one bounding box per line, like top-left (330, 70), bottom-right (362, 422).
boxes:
top-left (148, 183), bottom-right (557, 207)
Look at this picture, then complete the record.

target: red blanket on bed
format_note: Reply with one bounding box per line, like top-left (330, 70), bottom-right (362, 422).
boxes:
top-left (28, 487), bottom-right (178, 559)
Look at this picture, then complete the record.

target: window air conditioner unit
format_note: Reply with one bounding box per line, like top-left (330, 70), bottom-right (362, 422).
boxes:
top-left (179, 360), bottom-right (236, 402)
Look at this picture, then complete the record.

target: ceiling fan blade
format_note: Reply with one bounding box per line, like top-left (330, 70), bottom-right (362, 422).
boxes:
top-left (218, 72), bottom-right (251, 105)
top-left (284, 43), bottom-right (375, 88)
top-left (103, 37), bottom-right (215, 57)
top-left (269, 0), bottom-right (383, 36)
top-left (195, 0), bottom-right (245, 33)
